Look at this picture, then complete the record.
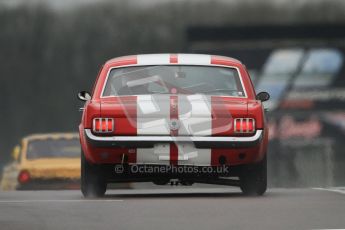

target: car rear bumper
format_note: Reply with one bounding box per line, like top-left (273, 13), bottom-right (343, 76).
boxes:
top-left (84, 129), bottom-right (263, 148)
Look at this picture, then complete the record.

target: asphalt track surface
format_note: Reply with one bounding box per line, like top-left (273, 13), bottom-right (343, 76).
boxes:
top-left (1, 185), bottom-right (345, 230)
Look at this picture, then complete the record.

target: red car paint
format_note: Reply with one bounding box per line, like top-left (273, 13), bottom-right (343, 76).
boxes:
top-left (79, 54), bottom-right (268, 167)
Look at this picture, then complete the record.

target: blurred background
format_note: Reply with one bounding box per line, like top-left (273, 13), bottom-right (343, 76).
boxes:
top-left (1, 0), bottom-right (345, 189)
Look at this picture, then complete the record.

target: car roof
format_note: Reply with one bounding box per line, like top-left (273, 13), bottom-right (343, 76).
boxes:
top-left (105, 53), bottom-right (243, 67)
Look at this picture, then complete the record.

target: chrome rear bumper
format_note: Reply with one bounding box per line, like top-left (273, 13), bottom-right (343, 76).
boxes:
top-left (84, 129), bottom-right (263, 148)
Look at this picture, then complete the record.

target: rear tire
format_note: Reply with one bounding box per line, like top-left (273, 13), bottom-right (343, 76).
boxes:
top-left (240, 155), bottom-right (267, 196)
top-left (81, 151), bottom-right (107, 198)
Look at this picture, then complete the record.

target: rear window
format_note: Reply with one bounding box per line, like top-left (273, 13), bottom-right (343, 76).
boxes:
top-left (26, 138), bottom-right (80, 159)
top-left (102, 65), bottom-right (246, 97)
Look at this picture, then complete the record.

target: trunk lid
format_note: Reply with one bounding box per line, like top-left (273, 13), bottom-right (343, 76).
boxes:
top-left (100, 95), bottom-right (248, 136)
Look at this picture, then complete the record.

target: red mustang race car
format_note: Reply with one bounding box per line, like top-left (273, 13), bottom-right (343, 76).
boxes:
top-left (78, 54), bottom-right (269, 197)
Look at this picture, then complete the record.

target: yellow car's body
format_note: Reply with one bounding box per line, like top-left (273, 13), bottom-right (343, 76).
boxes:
top-left (1, 133), bottom-right (80, 190)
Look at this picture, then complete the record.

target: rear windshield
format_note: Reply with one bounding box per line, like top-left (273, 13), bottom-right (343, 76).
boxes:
top-left (26, 138), bottom-right (80, 159)
top-left (102, 65), bottom-right (245, 97)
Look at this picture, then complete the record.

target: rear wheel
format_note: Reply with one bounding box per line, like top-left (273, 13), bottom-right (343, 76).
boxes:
top-left (81, 151), bottom-right (107, 198)
top-left (240, 155), bottom-right (267, 196)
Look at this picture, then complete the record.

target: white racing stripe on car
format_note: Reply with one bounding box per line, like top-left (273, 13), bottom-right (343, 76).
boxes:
top-left (177, 144), bottom-right (211, 166)
top-left (137, 95), bottom-right (170, 135)
top-left (179, 94), bottom-right (212, 136)
top-left (136, 94), bottom-right (213, 166)
top-left (137, 94), bottom-right (170, 164)
top-left (137, 147), bottom-right (170, 165)
top-left (313, 187), bottom-right (345, 195)
top-left (178, 54), bottom-right (211, 65)
top-left (137, 54), bottom-right (170, 65)
top-left (137, 145), bottom-right (211, 166)
top-left (178, 94), bottom-right (212, 165)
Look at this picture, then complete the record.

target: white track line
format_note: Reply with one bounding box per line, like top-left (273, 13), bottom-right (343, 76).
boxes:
top-left (313, 187), bottom-right (345, 195)
top-left (0, 199), bottom-right (123, 203)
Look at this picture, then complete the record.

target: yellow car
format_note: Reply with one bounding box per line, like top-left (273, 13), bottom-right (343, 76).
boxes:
top-left (1, 133), bottom-right (80, 190)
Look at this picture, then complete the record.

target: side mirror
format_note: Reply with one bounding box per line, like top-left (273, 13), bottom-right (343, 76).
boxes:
top-left (11, 145), bottom-right (20, 161)
top-left (78, 91), bottom-right (91, 102)
top-left (256, 92), bottom-right (270, 102)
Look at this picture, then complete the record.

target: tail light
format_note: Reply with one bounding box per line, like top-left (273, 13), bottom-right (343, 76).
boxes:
top-left (18, 170), bottom-right (30, 184)
top-left (93, 118), bottom-right (114, 133)
top-left (234, 118), bottom-right (255, 133)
